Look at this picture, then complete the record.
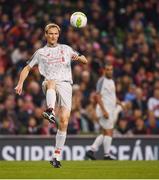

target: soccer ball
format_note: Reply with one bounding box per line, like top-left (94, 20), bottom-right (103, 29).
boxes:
top-left (70, 12), bottom-right (87, 28)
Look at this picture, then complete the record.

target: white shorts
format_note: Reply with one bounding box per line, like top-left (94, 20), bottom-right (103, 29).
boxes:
top-left (42, 81), bottom-right (72, 111)
top-left (97, 105), bottom-right (122, 129)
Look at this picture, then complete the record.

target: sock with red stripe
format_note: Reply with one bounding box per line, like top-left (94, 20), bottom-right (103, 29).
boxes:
top-left (53, 130), bottom-right (66, 161)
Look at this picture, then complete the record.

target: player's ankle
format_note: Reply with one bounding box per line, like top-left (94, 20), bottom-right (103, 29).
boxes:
top-left (46, 108), bottom-right (55, 113)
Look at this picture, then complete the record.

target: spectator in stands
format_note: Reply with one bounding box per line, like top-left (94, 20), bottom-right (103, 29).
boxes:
top-left (81, 91), bottom-right (99, 133)
top-left (133, 118), bottom-right (147, 135)
top-left (147, 88), bottom-right (159, 120)
top-left (145, 111), bottom-right (159, 134)
top-left (114, 118), bottom-right (133, 137)
top-left (0, 119), bottom-right (13, 134)
top-left (132, 87), bottom-right (147, 115)
top-left (27, 116), bottom-right (39, 135)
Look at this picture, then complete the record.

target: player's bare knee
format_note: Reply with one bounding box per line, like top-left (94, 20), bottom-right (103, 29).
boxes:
top-left (46, 80), bottom-right (56, 89)
top-left (61, 120), bottom-right (68, 128)
top-left (59, 119), bottom-right (68, 131)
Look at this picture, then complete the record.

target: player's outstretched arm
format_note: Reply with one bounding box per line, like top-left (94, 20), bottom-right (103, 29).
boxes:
top-left (15, 65), bottom-right (31, 95)
top-left (72, 54), bottom-right (88, 64)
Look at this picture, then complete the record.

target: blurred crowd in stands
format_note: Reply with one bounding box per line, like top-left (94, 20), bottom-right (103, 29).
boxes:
top-left (0, 0), bottom-right (159, 135)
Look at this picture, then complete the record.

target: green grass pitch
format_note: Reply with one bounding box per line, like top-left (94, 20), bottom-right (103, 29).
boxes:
top-left (0, 161), bottom-right (159, 179)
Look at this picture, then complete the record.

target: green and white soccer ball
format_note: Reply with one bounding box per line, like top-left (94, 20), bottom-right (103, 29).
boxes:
top-left (70, 12), bottom-right (87, 28)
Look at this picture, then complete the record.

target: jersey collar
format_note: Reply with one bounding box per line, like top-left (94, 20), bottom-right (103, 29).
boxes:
top-left (46, 43), bottom-right (59, 48)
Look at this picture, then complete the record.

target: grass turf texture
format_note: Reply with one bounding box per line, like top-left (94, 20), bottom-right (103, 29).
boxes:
top-left (0, 161), bottom-right (159, 179)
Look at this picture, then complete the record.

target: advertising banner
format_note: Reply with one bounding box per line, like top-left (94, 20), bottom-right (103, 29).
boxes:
top-left (0, 136), bottom-right (158, 160)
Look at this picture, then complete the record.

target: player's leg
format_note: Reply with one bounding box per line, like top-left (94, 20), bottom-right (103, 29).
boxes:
top-left (102, 105), bottom-right (124, 160)
top-left (53, 107), bottom-right (70, 165)
top-left (101, 110), bottom-right (118, 160)
top-left (102, 128), bottom-right (116, 160)
top-left (85, 134), bottom-right (104, 160)
top-left (42, 80), bottom-right (56, 123)
top-left (50, 107), bottom-right (70, 167)
top-left (50, 82), bottom-right (72, 168)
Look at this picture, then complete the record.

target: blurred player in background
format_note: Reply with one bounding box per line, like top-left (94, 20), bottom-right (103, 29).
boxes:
top-left (86, 62), bottom-right (126, 160)
top-left (15, 23), bottom-right (87, 167)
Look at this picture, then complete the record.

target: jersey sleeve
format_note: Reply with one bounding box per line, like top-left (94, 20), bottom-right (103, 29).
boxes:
top-left (96, 77), bottom-right (104, 93)
top-left (27, 50), bottom-right (39, 68)
top-left (68, 46), bottom-right (79, 57)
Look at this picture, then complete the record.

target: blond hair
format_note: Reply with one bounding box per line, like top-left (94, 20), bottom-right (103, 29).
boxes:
top-left (45, 23), bottom-right (61, 33)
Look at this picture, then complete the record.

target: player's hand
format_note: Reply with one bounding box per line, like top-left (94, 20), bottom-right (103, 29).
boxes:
top-left (15, 84), bottom-right (23, 95)
top-left (71, 54), bottom-right (79, 61)
top-left (121, 102), bottom-right (128, 112)
top-left (103, 111), bottom-right (109, 119)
